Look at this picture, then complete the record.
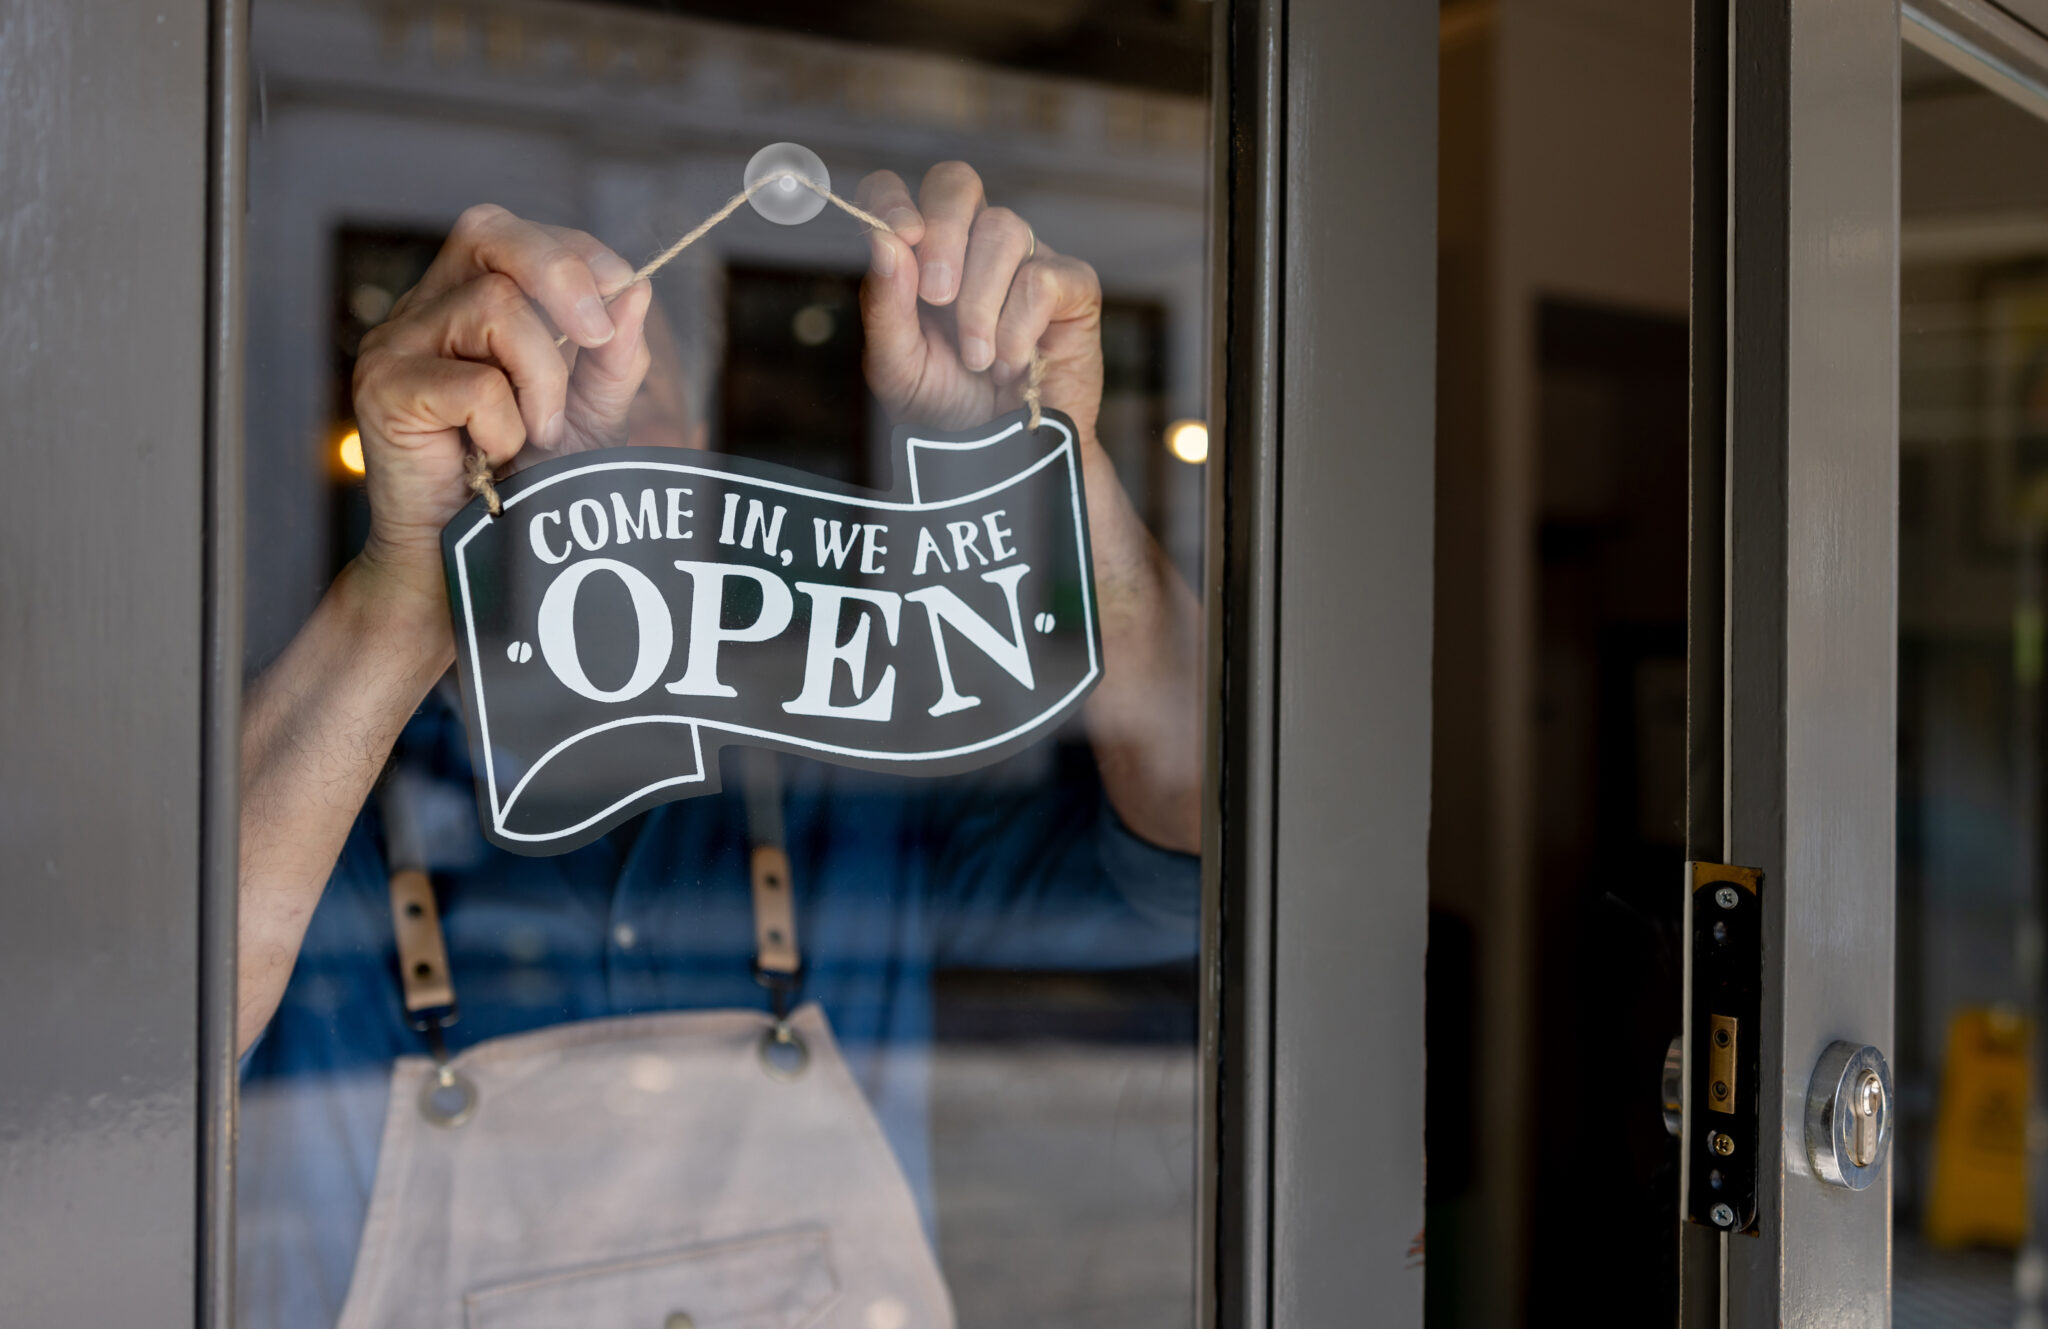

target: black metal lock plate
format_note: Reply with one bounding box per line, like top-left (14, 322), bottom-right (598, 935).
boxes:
top-left (1686, 862), bottom-right (1762, 1235)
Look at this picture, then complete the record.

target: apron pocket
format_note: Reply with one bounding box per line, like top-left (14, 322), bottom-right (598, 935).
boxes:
top-left (462, 1226), bottom-right (839, 1329)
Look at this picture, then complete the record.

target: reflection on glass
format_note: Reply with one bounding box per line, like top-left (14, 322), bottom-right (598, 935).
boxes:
top-left (1897, 43), bottom-right (2048, 1326)
top-left (236, 4), bottom-right (1210, 1326)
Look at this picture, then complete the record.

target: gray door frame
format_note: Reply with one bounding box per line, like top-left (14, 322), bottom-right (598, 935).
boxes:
top-left (1205, 2), bottom-right (1435, 1326)
top-left (1687, 0), bottom-right (1900, 1321)
top-left (0, 0), bottom-right (244, 1325)
top-left (0, 1), bottom-right (1436, 1324)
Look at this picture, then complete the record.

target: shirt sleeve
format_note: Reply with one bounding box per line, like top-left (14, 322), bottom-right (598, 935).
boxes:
top-left (925, 743), bottom-right (1200, 970)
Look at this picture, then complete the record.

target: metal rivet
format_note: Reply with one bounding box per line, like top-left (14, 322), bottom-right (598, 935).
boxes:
top-left (1711, 1203), bottom-right (1736, 1227)
top-left (759, 1022), bottom-right (810, 1080)
top-left (1714, 885), bottom-right (1740, 910)
top-left (418, 1065), bottom-right (478, 1129)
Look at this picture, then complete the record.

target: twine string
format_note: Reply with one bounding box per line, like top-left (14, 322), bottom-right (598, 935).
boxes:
top-left (462, 169), bottom-right (1046, 517)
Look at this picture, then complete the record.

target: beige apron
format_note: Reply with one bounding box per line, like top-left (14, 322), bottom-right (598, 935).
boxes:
top-left (339, 757), bottom-right (954, 1329)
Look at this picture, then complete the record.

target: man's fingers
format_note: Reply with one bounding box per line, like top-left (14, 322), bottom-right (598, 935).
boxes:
top-left (993, 254), bottom-right (1100, 383)
top-left (539, 223), bottom-right (638, 296)
top-left (562, 280), bottom-right (655, 447)
top-left (953, 207), bottom-right (1034, 374)
top-left (854, 170), bottom-right (924, 245)
top-left (859, 228), bottom-right (930, 408)
top-left (411, 204), bottom-right (618, 349)
top-left (366, 354), bottom-right (527, 470)
top-left (432, 273), bottom-right (573, 450)
top-left (914, 161), bottom-right (986, 307)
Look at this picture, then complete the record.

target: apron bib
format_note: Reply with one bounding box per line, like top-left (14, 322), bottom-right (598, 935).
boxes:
top-left (341, 753), bottom-right (953, 1328)
top-left (333, 1005), bottom-right (952, 1329)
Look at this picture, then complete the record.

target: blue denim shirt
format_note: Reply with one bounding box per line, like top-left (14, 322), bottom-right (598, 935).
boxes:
top-left (236, 694), bottom-right (1199, 1329)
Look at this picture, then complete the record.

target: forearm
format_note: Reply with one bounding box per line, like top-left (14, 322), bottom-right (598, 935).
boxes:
top-left (236, 558), bottom-right (453, 1053)
top-left (1078, 435), bottom-right (1203, 854)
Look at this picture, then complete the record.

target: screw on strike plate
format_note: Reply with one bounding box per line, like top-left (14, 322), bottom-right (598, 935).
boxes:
top-left (1711, 1203), bottom-right (1737, 1228)
top-left (1714, 886), bottom-right (1741, 910)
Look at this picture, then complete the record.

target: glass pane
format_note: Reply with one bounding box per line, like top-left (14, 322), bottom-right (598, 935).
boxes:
top-left (1896, 43), bottom-right (2048, 1326)
top-left (235, 5), bottom-right (1210, 1326)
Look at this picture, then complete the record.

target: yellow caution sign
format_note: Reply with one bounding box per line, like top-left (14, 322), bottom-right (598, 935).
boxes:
top-left (1925, 1006), bottom-right (2030, 1249)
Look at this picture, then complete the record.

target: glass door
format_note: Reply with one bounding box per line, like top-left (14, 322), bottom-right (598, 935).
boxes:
top-left (1690, 3), bottom-right (2048, 1324)
top-left (221, 2), bottom-right (1436, 1328)
top-left (0, 2), bottom-right (1437, 1324)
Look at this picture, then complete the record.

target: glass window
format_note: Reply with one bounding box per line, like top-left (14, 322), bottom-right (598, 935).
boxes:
top-left (1895, 44), bottom-right (2048, 1326)
top-left (235, 4), bottom-right (1210, 1325)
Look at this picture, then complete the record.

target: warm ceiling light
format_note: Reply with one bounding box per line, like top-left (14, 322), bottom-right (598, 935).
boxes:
top-left (337, 428), bottom-right (366, 476)
top-left (1166, 418), bottom-right (1208, 465)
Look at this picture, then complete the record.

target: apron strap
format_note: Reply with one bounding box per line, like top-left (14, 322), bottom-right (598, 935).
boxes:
top-left (378, 755), bottom-right (804, 1029)
top-left (389, 867), bottom-right (456, 1016)
top-left (742, 748), bottom-right (803, 1022)
top-left (379, 781), bottom-right (475, 1123)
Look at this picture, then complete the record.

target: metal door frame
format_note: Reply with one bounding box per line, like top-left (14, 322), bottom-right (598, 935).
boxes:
top-left (0, 1), bottom-right (1437, 1325)
top-left (0, 0), bottom-right (244, 1325)
top-left (1206, 2), bottom-right (1436, 1326)
top-left (1687, 0), bottom-right (1900, 1320)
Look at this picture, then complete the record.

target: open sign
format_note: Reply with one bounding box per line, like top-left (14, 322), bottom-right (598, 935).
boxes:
top-left (442, 407), bottom-right (1100, 854)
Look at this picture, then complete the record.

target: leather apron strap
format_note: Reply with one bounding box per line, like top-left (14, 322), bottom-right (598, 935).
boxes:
top-left (741, 748), bottom-right (802, 1021)
top-left (379, 754), bottom-right (807, 1106)
top-left (378, 779), bottom-right (473, 1123)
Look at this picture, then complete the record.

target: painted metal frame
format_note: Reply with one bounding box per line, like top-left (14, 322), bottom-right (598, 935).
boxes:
top-left (1905, 0), bottom-right (2048, 119)
top-left (1686, 0), bottom-right (1900, 1321)
top-left (1205, 1), bottom-right (1435, 1325)
top-left (202, 3), bottom-right (251, 1326)
top-left (0, 0), bottom-right (234, 1324)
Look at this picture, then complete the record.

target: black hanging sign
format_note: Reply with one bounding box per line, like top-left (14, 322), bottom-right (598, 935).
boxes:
top-left (441, 407), bottom-right (1099, 855)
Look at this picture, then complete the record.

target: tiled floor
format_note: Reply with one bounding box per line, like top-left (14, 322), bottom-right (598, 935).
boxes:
top-left (935, 1058), bottom-right (2019, 1328)
top-left (932, 1042), bottom-right (1197, 1329)
top-left (1897, 1232), bottom-right (2017, 1328)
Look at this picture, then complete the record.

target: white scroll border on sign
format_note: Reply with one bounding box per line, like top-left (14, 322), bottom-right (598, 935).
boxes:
top-left (451, 415), bottom-right (1098, 847)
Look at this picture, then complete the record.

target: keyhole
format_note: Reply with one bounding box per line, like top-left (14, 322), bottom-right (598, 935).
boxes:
top-left (1849, 1069), bottom-right (1884, 1167)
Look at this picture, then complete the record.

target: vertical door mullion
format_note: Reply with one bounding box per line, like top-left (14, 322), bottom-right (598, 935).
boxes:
top-left (1206, 0), bottom-right (1283, 1322)
top-left (201, 1), bottom-right (250, 1325)
top-left (0, 1), bottom-right (215, 1325)
top-left (1206, 1), bottom-right (1436, 1325)
top-left (1683, 0), bottom-right (1732, 1318)
top-left (1704, 0), bottom-right (1900, 1321)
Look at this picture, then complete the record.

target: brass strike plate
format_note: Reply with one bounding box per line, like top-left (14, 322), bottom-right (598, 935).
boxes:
top-left (1708, 1014), bottom-right (1738, 1115)
top-left (1687, 862), bottom-right (1762, 1235)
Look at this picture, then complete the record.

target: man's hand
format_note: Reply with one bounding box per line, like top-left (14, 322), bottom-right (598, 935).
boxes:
top-left (856, 163), bottom-right (1103, 439)
top-left (860, 163), bottom-right (1198, 853)
top-left (349, 205), bottom-right (654, 616)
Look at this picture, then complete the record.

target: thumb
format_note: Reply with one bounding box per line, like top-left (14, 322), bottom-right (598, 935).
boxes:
top-left (562, 279), bottom-right (653, 446)
top-left (859, 230), bottom-right (927, 410)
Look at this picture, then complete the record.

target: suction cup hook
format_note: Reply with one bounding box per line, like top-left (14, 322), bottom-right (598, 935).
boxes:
top-left (745, 142), bottom-right (829, 226)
